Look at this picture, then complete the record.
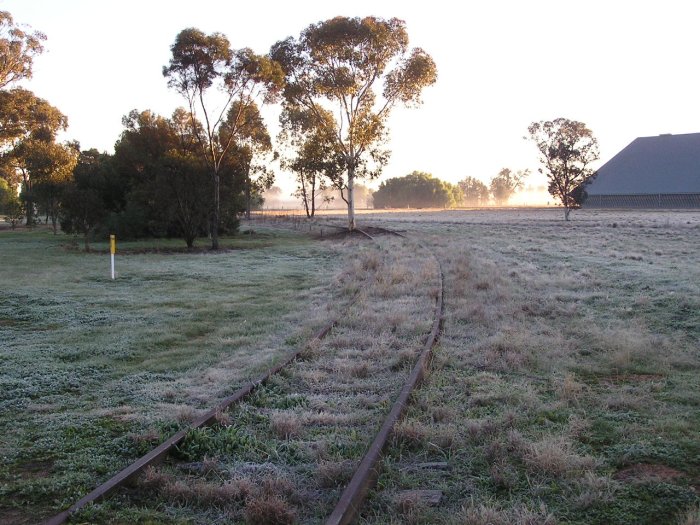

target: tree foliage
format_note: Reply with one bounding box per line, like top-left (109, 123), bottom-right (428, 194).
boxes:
top-left (112, 109), bottom-right (222, 247)
top-left (527, 118), bottom-right (599, 220)
top-left (458, 176), bottom-right (490, 206)
top-left (223, 101), bottom-right (275, 219)
top-left (271, 16), bottom-right (437, 229)
top-left (279, 105), bottom-right (342, 217)
top-left (489, 168), bottom-right (528, 206)
top-left (23, 139), bottom-right (78, 232)
top-left (163, 28), bottom-right (283, 248)
top-left (60, 149), bottom-right (111, 250)
top-left (373, 171), bottom-right (458, 209)
top-left (0, 11), bottom-right (45, 89)
top-left (0, 89), bottom-right (68, 225)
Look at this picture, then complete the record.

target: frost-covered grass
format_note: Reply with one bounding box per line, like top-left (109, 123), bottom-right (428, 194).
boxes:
top-left (3, 209), bottom-right (699, 525)
top-left (356, 209), bottom-right (700, 525)
top-left (0, 227), bottom-right (341, 524)
top-left (67, 235), bottom-right (439, 524)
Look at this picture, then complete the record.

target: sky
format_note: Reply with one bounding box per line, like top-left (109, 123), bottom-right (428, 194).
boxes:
top-left (3, 0), bottom-right (700, 204)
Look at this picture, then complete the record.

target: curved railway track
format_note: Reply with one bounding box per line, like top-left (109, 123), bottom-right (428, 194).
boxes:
top-left (47, 223), bottom-right (443, 525)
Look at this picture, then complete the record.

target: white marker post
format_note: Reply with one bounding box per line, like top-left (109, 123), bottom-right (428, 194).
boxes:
top-left (110, 234), bottom-right (116, 280)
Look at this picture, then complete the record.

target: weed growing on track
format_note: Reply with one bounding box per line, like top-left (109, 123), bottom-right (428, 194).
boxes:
top-left (359, 209), bottom-right (700, 525)
top-left (0, 227), bottom-right (340, 524)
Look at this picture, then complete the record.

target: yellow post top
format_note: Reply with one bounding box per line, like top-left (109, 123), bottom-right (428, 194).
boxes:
top-left (110, 235), bottom-right (116, 254)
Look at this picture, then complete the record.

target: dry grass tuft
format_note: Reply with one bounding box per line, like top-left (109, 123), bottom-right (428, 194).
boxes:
top-left (464, 419), bottom-right (499, 443)
top-left (556, 373), bottom-right (586, 405)
top-left (244, 494), bottom-right (296, 525)
top-left (141, 466), bottom-right (171, 491)
top-left (316, 460), bottom-right (355, 488)
top-left (175, 405), bottom-right (198, 424)
top-left (430, 405), bottom-right (455, 423)
top-left (390, 348), bottom-right (416, 371)
top-left (270, 412), bottom-right (302, 440)
top-left (392, 492), bottom-right (427, 524)
top-left (523, 437), bottom-right (597, 478)
top-left (393, 419), bottom-right (429, 449)
top-left (350, 361), bottom-right (370, 378)
top-left (573, 472), bottom-right (617, 510)
top-left (214, 408), bottom-right (232, 427)
top-left (458, 503), bottom-right (557, 525)
top-left (489, 460), bottom-right (519, 490)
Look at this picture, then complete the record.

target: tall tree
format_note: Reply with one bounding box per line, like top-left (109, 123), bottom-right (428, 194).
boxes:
top-left (489, 168), bottom-right (528, 206)
top-left (163, 29), bottom-right (283, 249)
top-left (458, 176), bottom-right (490, 206)
top-left (527, 118), bottom-right (599, 220)
top-left (0, 11), bottom-right (45, 89)
top-left (24, 139), bottom-right (78, 232)
top-left (157, 150), bottom-right (211, 249)
top-left (271, 16), bottom-right (437, 230)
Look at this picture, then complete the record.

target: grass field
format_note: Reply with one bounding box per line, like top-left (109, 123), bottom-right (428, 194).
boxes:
top-left (355, 209), bottom-right (700, 525)
top-left (0, 226), bottom-right (343, 524)
top-left (1, 209), bottom-right (699, 524)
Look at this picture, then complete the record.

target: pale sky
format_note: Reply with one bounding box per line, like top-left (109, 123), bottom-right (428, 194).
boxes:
top-left (3, 0), bottom-right (700, 204)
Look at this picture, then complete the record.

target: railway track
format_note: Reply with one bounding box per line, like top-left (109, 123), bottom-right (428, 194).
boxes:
top-left (47, 224), bottom-right (443, 524)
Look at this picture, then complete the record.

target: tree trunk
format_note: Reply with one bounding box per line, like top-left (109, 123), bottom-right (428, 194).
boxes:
top-left (22, 173), bottom-right (34, 227)
top-left (83, 231), bottom-right (90, 252)
top-left (564, 206), bottom-right (572, 221)
top-left (347, 164), bottom-right (356, 231)
top-left (245, 165), bottom-right (251, 220)
top-left (309, 173), bottom-right (316, 218)
top-left (211, 171), bottom-right (220, 250)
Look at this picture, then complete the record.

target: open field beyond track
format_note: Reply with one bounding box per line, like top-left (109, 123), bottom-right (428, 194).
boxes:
top-left (1, 208), bottom-right (698, 524)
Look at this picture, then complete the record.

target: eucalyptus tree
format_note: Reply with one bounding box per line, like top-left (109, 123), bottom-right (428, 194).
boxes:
top-left (458, 176), bottom-right (490, 206)
top-left (271, 16), bottom-right (437, 230)
top-left (0, 88), bottom-right (67, 224)
top-left (24, 140), bottom-right (78, 232)
top-left (163, 29), bottom-right (283, 249)
top-left (527, 118), bottom-right (599, 220)
top-left (489, 168), bottom-right (528, 206)
top-left (0, 11), bottom-right (45, 89)
top-left (278, 105), bottom-right (342, 218)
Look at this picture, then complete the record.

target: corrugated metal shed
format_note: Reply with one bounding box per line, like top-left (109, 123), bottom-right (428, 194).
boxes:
top-left (585, 133), bottom-right (700, 208)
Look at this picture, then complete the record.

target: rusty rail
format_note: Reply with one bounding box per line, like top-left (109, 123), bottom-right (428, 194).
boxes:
top-left (326, 237), bottom-right (444, 525)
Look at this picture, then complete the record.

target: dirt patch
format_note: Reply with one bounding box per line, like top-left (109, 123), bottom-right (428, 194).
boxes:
top-left (613, 463), bottom-right (684, 483)
top-left (14, 460), bottom-right (54, 480)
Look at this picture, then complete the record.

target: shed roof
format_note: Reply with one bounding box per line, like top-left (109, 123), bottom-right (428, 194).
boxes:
top-left (587, 132), bottom-right (700, 195)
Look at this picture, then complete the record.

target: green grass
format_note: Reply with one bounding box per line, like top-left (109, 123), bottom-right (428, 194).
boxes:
top-left (0, 227), bottom-right (340, 523)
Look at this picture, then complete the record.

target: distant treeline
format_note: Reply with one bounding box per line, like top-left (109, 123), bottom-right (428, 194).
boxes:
top-left (372, 169), bottom-right (529, 209)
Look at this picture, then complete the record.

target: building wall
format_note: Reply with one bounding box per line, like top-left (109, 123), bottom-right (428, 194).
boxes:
top-left (585, 193), bottom-right (700, 208)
